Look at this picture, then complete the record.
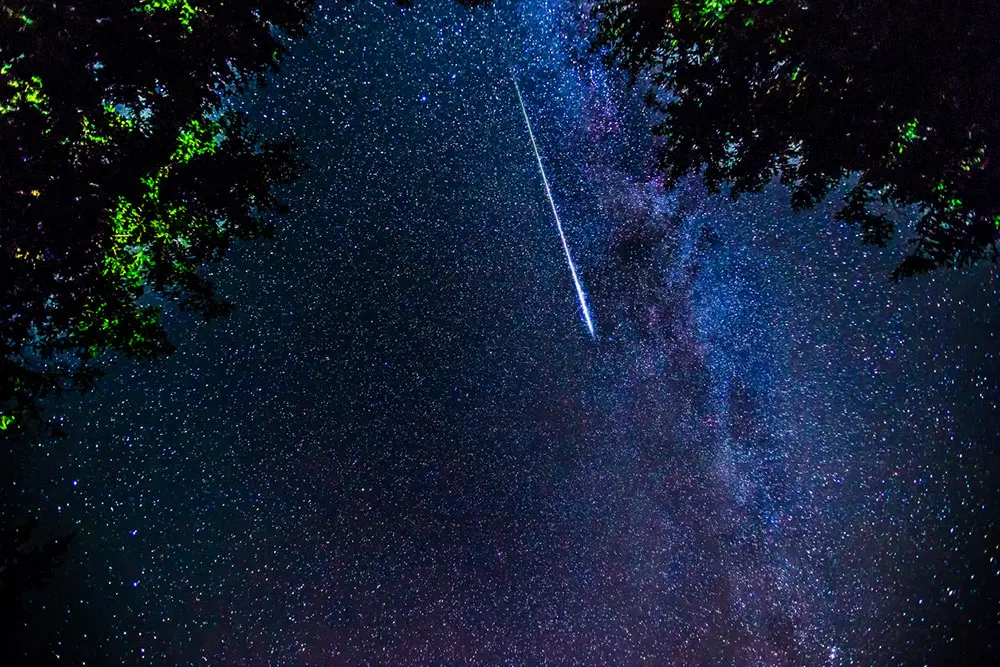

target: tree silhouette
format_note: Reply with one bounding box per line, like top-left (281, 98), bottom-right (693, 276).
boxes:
top-left (0, 518), bottom-right (75, 665)
top-left (591, 0), bottom-right (1000, 276)
top-left (1, 1), bottom-right (313, 440)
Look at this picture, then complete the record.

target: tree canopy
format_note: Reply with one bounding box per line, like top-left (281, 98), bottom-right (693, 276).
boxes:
top-left (591, 0), bottom-right (1000, 276)
top-left (1, 1), bottom-right (313, 440)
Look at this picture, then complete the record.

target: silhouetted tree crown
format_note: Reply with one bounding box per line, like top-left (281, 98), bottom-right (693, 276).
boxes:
top-left (592, 0), bottom-right (1000, 276)
top-left (1, 1), bottom-right (313, 439)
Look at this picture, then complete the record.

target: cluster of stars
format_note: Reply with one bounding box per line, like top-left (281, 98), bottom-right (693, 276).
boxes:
top-left (9, 0), bottom-right (998, 664)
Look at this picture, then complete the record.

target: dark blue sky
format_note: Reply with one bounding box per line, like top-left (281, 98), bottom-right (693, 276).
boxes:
top-left (17, 0), bottom-right (1000, 663)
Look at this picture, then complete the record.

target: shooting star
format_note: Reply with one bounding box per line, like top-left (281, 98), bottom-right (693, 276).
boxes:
top-left (514, 78), bottom-right (596, 339)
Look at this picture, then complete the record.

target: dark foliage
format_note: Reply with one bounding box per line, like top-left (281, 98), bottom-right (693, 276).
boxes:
top-left (1, 1), bottom-right (313, 440)
top-left (591, 0), bottom-right (1000, 276)
top-left (0, 518), bottom-right (74, 664)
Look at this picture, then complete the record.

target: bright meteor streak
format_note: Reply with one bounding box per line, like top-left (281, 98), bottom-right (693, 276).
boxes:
top-left (514, 78), bottom-right (596, 339)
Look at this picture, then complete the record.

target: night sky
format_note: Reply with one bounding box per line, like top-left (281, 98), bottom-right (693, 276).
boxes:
top-left (14, 0), bottom-right (1000, 664)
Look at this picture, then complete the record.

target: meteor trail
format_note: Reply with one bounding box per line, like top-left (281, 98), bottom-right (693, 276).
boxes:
top-left (513, 78), bottom-right (596, 339)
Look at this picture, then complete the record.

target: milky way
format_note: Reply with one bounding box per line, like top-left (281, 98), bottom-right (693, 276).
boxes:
top-left (15, 0), bottom-right (1000, 664)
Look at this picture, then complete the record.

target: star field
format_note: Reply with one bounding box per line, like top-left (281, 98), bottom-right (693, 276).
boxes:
top-left (11, 0), bottom-right (1000, 664)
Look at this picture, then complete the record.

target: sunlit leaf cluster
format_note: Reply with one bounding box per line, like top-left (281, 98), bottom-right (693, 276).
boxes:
top-left (140, 0), bottom-right (202, 31)
top-left (0, 73), bottom-right (47, 114)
